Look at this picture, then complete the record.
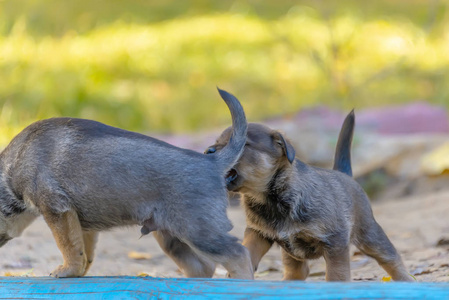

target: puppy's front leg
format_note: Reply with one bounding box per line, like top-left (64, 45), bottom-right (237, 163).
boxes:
top-left (42, 209), bottom-right (87, 278)
top-left (242, 227), bottom-right (273, 272)
top-left (82, 231), bottom-right (99, 276)
top-left (281, 249), bottom-right (309, 280)
top-left (323, 246), bottom-right (351, 281)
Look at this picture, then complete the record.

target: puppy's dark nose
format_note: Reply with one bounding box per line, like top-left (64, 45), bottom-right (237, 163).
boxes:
top-left (204, 147), bottom-right (216, 154)
top-left (225, 168), bottom-right (238, 185)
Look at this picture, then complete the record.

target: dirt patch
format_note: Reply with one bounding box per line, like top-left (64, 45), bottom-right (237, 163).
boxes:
top-left (1, 190), bottom-right (448, 282)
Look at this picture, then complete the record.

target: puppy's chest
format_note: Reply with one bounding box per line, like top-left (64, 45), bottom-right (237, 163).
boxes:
top-left (248, 216), bottom-right (325, 260)
top-left (248, 214), bottom-right (325, 260)
top-left (244, 196), bottom-right (324, 260)
top-left (243, 192), bottom-right (309, 236)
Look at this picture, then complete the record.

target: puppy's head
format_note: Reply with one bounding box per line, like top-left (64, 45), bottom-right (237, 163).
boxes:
top-left (206, 123), bottom-right (295, 194)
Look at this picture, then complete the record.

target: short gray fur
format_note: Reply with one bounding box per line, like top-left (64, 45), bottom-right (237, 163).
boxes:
top-left (0, 88), bottom-right (252, 278)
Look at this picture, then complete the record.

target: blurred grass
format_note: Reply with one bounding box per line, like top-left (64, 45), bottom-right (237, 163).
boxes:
top-left (1, 0), bottom-right (449, 146)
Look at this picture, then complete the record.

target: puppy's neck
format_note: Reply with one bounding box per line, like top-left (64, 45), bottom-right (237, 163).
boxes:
top-left (243, 160), bottom-right (301, 205)
top-left (243, 161), bottom-right (309, 222)
top-left (266, 161), bottom-right (302, 203)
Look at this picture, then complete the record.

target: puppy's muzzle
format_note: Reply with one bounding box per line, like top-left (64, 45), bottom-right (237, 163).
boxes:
top-left (0, 234), bottom-right (12, 248)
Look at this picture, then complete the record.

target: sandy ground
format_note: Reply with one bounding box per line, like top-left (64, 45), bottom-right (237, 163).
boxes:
top-left (1, 189), bottom-right (448, 282)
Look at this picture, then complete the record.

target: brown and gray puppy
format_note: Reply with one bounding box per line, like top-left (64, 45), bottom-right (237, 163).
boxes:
top-left (0, 88), bottom-right (253, 279)
top-left (205, 111), bottom-right (413, 281)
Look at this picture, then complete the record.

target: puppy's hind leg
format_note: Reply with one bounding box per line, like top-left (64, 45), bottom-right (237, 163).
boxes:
top-left (175, 196), bottom-right (253, 279)
top-left (153, 231), bottom-right (216, 278)
top-left (355, 221), bottom-right (413, 282)
top-left (199, 234), bottom-right (253, 280)
top-left (186, 228), bottom-right (253, 279)
top-left (42, 209), bottom-right (87, 278)
top-left (281, 249), bottom-right (309, 280)
top-left (82, 231), bottom-right (99, 276)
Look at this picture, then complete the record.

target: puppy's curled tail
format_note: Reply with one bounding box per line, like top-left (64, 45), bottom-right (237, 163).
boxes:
top-left (214, 88), bottom-right (248, 171)
top-left (333, 110), bottom-right (355, 177)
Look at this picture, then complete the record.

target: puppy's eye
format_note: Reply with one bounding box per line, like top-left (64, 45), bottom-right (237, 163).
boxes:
top-left (204, 147), bottom-right (216, 154)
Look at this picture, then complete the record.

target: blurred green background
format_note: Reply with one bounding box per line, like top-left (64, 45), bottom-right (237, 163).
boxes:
top-left (1, 0), bottom-right (448, 146)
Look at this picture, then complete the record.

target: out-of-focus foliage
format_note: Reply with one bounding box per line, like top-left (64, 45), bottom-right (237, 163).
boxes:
top-left (0, 0), bottom-right (448, 145)
top-left (421, 142), bottom-right (449, 175)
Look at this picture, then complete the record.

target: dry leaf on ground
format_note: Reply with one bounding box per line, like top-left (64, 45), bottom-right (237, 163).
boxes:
top-left (4, 269), bottom-right (35, 277)
top-left (128, 251), bottom-right (152, 260)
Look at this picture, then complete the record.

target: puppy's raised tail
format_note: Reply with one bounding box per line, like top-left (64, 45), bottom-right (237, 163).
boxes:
top-left (333, 110), bottom-right (355, 177)
top-left (214, 88), bottom-right (248, 171)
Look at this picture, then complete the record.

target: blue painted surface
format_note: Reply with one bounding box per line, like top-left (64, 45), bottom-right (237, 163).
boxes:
top-left (0, 276), bottom-right (448, 300)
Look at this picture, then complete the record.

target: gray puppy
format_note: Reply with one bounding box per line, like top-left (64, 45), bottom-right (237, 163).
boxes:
top-left (205, 111), bottom-right (413, 281)
top-left (0, 88), bottom-right (253, 279)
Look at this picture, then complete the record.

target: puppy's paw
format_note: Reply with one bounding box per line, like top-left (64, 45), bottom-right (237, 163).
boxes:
top-left (50, 264), bottom-right (85, 278)
top-left (82, 259), bottom-right (94, 276)
top-left (225, 266), bottom-right (254, 278)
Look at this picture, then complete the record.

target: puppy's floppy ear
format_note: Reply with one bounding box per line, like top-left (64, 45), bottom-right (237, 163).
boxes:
top-left (272, 132), bottom-right (296, 164)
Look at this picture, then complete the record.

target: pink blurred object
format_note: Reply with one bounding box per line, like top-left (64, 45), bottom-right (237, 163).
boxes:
top-left (284, 101), bottom-right (449, 135)
top-left (156, 101), bottom-right (449, 152)
top-left (357, 101), bottom-right (449, 134)
top-left (291, 106), bottom-right (347, 130)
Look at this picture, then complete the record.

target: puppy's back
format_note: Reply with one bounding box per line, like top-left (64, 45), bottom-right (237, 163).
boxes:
top-left (1, 118), bottom-right (224, 228)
